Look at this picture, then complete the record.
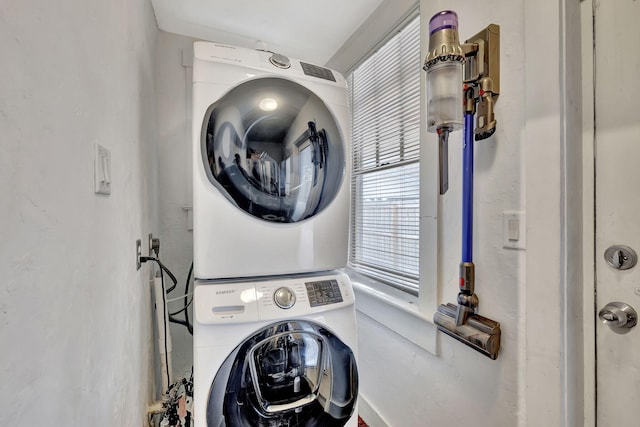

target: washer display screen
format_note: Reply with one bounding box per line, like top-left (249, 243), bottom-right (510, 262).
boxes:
top-left (305, 280), bottom-right (343, 307)
top-left (202, 77), bottom-right (345, 223)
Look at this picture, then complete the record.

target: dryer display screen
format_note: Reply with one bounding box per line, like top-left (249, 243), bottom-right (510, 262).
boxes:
top-left (305, 280), bottom-right (343, 307)
top-left (300, 62), bottom-right (336, 82)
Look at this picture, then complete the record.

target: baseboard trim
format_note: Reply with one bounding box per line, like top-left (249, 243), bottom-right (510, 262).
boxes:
top-left (358, 393), bottom-right (390, 427)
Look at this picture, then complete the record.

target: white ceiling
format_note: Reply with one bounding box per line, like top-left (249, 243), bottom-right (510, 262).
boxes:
top-left (150, 0), bottom-right (386, 65)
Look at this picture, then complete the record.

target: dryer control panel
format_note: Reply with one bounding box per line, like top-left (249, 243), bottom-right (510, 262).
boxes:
top-left (193, 41), bottom-right (347, 88)
top-left (195, 272), bottom-right (355, 325)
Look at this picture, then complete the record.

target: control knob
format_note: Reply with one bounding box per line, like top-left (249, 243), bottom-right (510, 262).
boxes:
top-left (269, 53), bottom-right (291, 69)
top-left (274, 287), bottom-right (296, 309)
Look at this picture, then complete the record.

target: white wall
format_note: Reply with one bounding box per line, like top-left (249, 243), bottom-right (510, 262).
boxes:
top-left (154, 30), bottom-right (198, 379)
top-left (523, 0), bottom-right (584, 425)
top-left (0, 1), bottom-right (160, 425)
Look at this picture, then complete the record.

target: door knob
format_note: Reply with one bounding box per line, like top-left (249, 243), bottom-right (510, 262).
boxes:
top-left (598, 302), bottom-right (637, 329)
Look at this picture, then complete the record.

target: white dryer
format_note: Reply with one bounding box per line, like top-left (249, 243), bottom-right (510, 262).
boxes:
top-left (192, 42), bottom-right (351, 280)
top-left (193, 271), bottom-right (359, 427)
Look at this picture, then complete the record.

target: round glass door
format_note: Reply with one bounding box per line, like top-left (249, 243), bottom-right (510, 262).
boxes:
top-left (207, 321), bottom-right (358, 427)
top-left (202, 78), bottom-right (345, 223)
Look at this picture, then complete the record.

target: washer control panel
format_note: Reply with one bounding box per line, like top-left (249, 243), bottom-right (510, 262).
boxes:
top-left (195, 271), bottom-right (354, 324)
top-left (305, 279), bottom-right (343, 307)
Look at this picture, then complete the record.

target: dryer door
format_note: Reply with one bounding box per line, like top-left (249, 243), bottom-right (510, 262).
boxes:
top-left (207, 321), bottom-right (358, 427)
top-left (201, 77), bottom-right (345, 223)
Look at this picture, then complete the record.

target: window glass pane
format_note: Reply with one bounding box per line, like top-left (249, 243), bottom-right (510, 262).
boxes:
top-left (348, 15), bottom-right (421, 294)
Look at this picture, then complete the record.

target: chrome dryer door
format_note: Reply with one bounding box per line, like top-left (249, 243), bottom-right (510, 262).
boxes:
top-left (201, 77), bottom-right (345, 223)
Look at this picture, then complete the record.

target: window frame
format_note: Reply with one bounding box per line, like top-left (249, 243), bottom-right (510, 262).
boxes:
top-left (347, 15), bottom-right (421, 294)
top-left (333, 7), bottom-right (440, 355)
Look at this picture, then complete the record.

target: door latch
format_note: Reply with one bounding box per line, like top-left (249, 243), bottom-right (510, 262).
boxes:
top-left (604, 245), bottom-right (637, 270)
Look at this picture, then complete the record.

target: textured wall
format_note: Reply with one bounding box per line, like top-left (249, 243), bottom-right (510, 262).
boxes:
top-left (0, 0), bottom-right (159, 425)
top-left (154, 31), bottom-right (198, 380)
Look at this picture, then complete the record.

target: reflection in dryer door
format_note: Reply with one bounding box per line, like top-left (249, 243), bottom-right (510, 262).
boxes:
top-left (207, 321), bottom-right (358, 427)
top-left (202, 77), bottom-right (345, 223)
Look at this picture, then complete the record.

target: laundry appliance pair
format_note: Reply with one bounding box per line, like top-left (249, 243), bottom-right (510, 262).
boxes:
top-left (191, 42), bottom-right (359, 427)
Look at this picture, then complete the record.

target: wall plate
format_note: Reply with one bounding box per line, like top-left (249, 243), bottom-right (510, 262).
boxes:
top-left (503, 211), bottom-right (526, 250)
top-left (94, 144), bottom-right (111, 195)
top-left (136, 239), bottom-right (142, 270)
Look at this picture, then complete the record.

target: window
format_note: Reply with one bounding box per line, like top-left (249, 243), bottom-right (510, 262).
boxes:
top-left (347, 16), bottom-right (421, 295)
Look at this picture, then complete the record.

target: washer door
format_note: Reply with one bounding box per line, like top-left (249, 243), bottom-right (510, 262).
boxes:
top-left (201, 77), bottom-right (345, 223)
top-left (207, 321), bottom-right (358, 427)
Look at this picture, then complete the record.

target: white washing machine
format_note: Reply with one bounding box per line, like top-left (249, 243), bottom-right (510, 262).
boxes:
top-left (192, 42), bottom-right (351, 280)
top-left (194, 271), bottom-right (359, 427)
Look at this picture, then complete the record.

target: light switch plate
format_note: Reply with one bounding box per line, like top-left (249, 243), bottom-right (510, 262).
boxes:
top-left (95, 144), bottom-right (111, 195)
top-left (503, 211), bottom-right (526, 250)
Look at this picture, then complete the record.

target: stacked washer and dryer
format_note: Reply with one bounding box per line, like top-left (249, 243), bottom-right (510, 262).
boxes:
top-left (191, 42), bottom-right (359, 427)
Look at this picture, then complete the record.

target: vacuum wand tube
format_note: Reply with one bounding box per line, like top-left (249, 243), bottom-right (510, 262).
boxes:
top-left (423, 10), bottom-right (464, 195)
top-left (457, 93), bottom-right (478, 327)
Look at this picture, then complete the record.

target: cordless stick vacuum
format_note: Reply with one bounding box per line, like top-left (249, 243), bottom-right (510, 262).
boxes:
top-left (424, 11), bottom-right (501, 360)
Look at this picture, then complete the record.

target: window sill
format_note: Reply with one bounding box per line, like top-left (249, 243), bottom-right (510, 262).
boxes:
top-left (344, 268), bottom-right (438, 355)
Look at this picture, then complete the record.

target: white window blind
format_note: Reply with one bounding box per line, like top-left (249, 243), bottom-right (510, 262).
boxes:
top-left (348, 16), bottom-right (421, 295)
